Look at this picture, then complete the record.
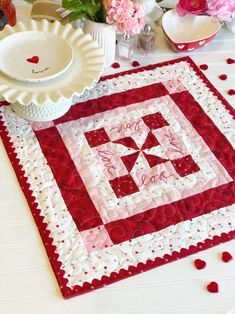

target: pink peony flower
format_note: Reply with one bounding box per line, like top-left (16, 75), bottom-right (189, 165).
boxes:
top-left (105, 0), bottom-right (144, 35)
top-left (176, 0), bottom-right (207, 17)
top-left (206, 0), bottom-right (235, 22)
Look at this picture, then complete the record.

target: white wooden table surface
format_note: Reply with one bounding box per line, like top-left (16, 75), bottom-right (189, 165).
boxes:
top-left (1, 2), bottom-right (235, 314)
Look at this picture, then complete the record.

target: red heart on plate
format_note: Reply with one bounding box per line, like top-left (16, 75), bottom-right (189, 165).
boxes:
top-left (207, 281), bottom-right (219, 293)
top-left (26, 56), bottom-right (39, 64)
top-left (194, 259), bottom-right (206, 270)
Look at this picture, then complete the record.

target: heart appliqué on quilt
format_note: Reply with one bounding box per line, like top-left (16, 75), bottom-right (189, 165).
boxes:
top-left (26, 56), bottom-right (39, 64)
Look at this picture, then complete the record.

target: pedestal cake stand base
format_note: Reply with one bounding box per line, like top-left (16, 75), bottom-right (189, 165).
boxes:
top-left (11, 100), bottom-right (72, 122)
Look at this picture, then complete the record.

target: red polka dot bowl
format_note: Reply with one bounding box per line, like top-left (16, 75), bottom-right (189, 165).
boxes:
top-left (162, 9), bottom-right (221, 52)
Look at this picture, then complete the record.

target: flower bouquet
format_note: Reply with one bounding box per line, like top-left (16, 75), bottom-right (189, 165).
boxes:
top-left (60, 0), bottom-right (148, 68)
top-left (61, 0), bottom-right (145, 35)
top-left (176, 0), bottom-right (235, 22)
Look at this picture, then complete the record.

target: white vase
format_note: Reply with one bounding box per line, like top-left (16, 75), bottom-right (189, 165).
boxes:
top-left (226, 17), bottom-right (235, 34)
top-left (83, 19), bottom-right (116, 69)
top-left (158, 0), bottom-right (177, 8)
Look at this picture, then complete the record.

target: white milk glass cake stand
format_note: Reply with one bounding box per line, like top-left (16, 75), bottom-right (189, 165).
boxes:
top-left (0, 20), bottom-right (104, 121)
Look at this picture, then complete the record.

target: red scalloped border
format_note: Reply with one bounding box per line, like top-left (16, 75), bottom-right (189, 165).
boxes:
top-left (0, 56), bottom-right (235, 299)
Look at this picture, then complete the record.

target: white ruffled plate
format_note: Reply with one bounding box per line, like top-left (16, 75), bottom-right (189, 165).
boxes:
top-left (0, 20), bottom-right (104, 106)
top-left (0, 31), bottom-right (74, 83)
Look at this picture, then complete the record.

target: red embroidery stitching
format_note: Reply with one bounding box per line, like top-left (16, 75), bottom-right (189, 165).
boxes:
top-left (137, 171), bottom-right (176, 187)
top-left (97, 149), bottom-right (117, 175)
top-left (110, 119), bottom-right (143, 133)
top-left (164, 129), bottom-right (184, 155)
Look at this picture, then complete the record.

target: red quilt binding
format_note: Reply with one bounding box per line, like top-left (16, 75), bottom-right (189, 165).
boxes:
top-left (0, 56), bottom-right (235, 299)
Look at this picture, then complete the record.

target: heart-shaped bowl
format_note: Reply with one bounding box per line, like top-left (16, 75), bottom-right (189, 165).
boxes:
top-left (162, 9), bottom-right (221, 52)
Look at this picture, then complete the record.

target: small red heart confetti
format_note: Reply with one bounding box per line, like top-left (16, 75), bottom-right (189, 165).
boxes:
top-left (111, 62), bottom-right (120, 69)
top-left (207, 281), bottom-right (219, 293)
top-left (219, 74), bottom-right (227, 80)
top-left (226, 58), bottom-right (235, 64)
top-left (221, 251), bottom-right (233, 263)
top-left (199, 64), bottom-right (208, 70)
top-left (26, 56), bottom-right (39, 64)
top-left (132, 61), bottom-right (140, 67)
top-left (228, 89), bottom-right (235, 95)
top-left (194, 258), bottom-right (206, 270)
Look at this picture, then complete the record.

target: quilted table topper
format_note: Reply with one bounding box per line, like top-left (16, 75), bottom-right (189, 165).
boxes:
top-left (0, 57), bottom-right (235, 298)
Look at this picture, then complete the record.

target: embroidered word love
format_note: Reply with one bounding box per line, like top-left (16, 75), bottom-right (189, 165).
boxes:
top-left (97, 149), bottom-right (116, 175)
top-left (110, 119), bottom-right (143, 133)
top-left (138, 171), bottom-right (176, 187)
top-left (164, 129), bottom-right (184, 155)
